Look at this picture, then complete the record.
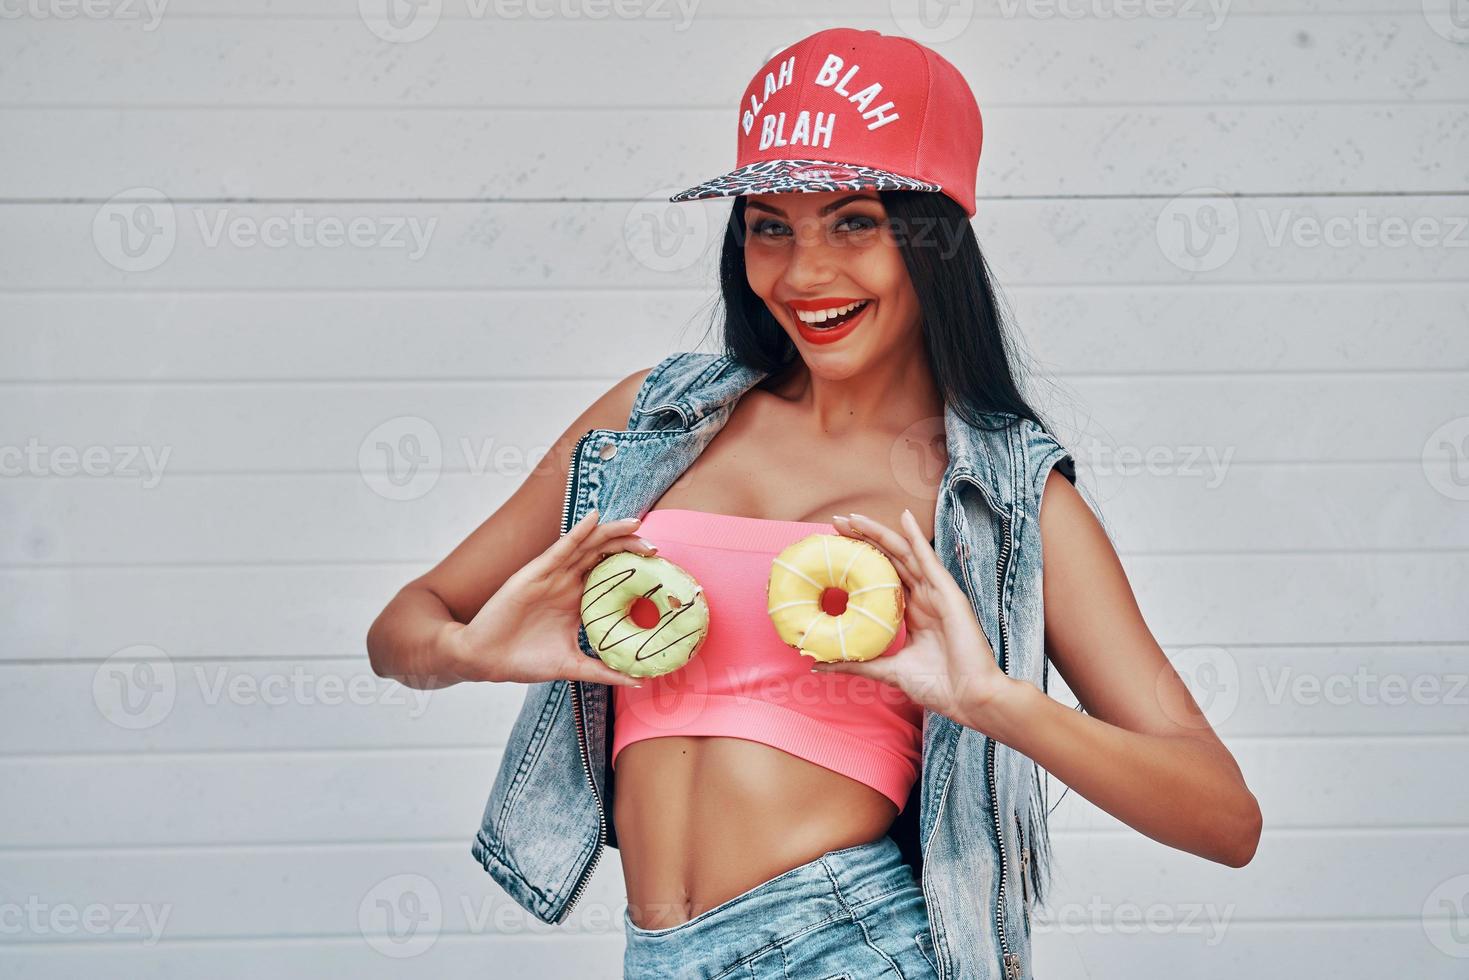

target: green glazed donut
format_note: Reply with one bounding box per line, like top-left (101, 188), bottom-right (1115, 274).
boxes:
top-left (580, 551), bottom-right (709, 678)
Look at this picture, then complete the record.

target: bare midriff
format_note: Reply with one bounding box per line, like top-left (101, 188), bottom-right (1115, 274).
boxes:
top-left (614, 735), bottom-right (899, 930)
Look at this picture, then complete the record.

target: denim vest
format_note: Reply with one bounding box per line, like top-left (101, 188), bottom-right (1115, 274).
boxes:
top-left (472, 351), bottom-right (1076, 980)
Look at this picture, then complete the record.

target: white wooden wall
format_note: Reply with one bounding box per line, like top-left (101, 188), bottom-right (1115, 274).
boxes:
top-left (2, 2), bottom-right (1466, 977)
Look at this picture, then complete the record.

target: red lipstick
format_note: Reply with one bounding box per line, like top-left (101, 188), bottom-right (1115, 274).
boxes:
top-left (787, 297), bottom-right (874, 346)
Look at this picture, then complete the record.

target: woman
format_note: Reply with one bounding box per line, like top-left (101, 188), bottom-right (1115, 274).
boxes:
top-left (367, 28), bottom-right (1262, 980)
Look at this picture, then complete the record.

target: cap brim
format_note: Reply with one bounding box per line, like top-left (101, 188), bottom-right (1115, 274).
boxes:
top-left (669, 158), bottom-right (941, 205)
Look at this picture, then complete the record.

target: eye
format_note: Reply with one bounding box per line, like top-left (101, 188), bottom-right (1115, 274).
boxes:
top-left (836, 213), bottom-right (880, 232)
top-left (750, 218), bottom-right (791, 240)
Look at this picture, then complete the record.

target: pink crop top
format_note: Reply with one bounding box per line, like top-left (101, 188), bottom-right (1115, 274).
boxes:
top-left (611, 507), bottom-right (923, 813)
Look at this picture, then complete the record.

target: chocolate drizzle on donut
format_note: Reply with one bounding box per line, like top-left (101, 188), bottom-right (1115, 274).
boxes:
top-left (582, 565), bottom-right (705, 662)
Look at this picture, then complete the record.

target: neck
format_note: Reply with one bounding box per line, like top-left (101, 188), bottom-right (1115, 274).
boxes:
top-left (770, 344), bottom-right (945, 438)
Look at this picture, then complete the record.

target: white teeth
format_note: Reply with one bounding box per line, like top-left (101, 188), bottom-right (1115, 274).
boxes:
top-left (795, 299), bottom-right (868, 325)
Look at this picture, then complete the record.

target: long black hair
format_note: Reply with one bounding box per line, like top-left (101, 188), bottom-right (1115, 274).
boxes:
top-left (711, 189), bottom-right (1061, 437)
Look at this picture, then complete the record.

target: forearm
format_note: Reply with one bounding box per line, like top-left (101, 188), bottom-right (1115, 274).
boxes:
top-left (366, 585), bottom-right (470, 690)
top-left (970, 679), bottom-right (1262, 867)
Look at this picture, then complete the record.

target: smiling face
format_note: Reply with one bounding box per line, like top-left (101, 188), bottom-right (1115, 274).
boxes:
top-left (741, 190), bottom-right (923, 372)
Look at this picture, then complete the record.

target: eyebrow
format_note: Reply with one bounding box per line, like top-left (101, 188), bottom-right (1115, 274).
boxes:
top-left (745, 193), bottom-right (880, 218)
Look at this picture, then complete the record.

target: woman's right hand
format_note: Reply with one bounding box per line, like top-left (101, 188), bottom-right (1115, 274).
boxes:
top-left (447, 508), bottom-right (656, 687)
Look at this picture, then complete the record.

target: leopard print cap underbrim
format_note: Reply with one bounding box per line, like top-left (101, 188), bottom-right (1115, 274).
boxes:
top-left (668, 158), bottom-right (942, 204)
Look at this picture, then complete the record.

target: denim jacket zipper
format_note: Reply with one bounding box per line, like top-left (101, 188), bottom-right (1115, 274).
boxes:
top-left (560, 428), bottom-right (607, 923)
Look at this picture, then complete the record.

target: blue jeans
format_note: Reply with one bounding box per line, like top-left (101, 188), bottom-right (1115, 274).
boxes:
top-left (622, 834), bottom-right (940, 980)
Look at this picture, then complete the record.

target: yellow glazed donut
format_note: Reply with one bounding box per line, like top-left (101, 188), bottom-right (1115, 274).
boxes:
top-left (766, 533), bottom-right (905, 663)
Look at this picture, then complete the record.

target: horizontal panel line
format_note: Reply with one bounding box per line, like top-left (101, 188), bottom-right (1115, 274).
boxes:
top-left (0, 922), bottom-right (1442, 954)
top-left (2, 549), bottom-right (1468, 571)
top-left (1, 282), bottom-right (1464, 296)
top-left (0, 7), bottom-right (1438, 22)
top-left (0, 826), bottom-right (1463, 859)
top-left (2, 279), bottom-right (1466, 294)
top-left (3, 189), bottom-right (1469, 204)
top-left (0, 460), bottom-right (1457, 480)
top-left (2, 640), bottom-right (1462, 667)
top-left (3, 96), bottom-right (1469, 111)
top-left (2, 368), bottom-right (1467, 387)
top-left (4, 550), bottom-right (1468, 571)
top-left (0, 918), bottom-right (1448, 951)
top-left (3, 732), bottom-right (1465, 764)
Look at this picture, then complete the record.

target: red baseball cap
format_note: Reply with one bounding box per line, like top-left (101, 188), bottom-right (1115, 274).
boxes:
top-left (669, 27), bottom-right (983, 217)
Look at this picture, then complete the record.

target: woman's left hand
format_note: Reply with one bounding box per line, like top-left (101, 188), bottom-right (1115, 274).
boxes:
top-left (818, 508), bottom-right (1017, 730)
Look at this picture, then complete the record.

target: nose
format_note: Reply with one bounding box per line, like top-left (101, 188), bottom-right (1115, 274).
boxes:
top-left (780, 224), bottom-right (839, 293)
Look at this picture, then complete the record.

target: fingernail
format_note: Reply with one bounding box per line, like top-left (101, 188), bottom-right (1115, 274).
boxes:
top-left (640, 539), bottom-right (658, 551)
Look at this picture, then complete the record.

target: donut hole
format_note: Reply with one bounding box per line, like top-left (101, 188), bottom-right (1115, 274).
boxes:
top-left (628, 596), bottom-right (661, 629)
top-left (819, 586), bottom-right (849, 617)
